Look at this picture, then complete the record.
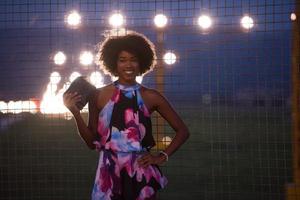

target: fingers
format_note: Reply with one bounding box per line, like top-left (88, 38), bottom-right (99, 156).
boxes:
top-left (138, 153), bottom-right (156, 168)
top-left (138, 157), bottom-right (150, 168)
top-left (64, 92), bottom-right (81, 100)
top-left (63, 92), bottom-right (82, 112)
top-left (63, 92), bottom-right (82, 104)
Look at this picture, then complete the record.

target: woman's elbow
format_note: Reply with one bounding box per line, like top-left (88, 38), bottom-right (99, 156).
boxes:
top-left (184, 128), bottom-right (190, 140)
top-left (179, 126), bottom-right (190, 141)
top-left (86, 141), bottom-right (96, 150)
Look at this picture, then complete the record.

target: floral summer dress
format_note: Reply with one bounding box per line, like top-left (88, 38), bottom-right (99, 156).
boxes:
top-left (92, 81), bottom-right (167, 200)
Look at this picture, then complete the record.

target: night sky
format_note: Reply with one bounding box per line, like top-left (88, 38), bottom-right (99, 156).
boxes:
top-left (0, 0), bottom-right (295, 104)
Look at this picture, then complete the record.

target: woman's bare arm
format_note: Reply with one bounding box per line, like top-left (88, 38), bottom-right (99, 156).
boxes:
top-left (138, 89), bottom-right (189, 167)
top-left (153, 90), bottom-right (190, 157)
top-left (63, 91), bottom-right (100, 150)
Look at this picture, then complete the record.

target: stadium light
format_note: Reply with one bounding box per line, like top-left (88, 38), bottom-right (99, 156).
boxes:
top-left (291, 13), bottom-right (297, 21)
top-left (54, 51), bottom-right (66, 65)
top-left (109, 13), bottom-right (124, 28)
top-left (241, 15), bottom-right (254, 29)
top-left (69, 72), bottom-right (81, 82)
top-left (40, 82), bottom-right (69, 114)
top-left (50, 72), bottom-right (61, 85)
top-left (197, 15), bottom-right (213, 29)
top-left (162, 136), bottom-right (172, 146)
top-left (0, 101), bottom-right (8, 113)
top-left (154, 14), bottom-right (168, 28)
top-left (66, 10), bottom-right (81, 28)
top-left (7, 101), bottom-right (19, 114)
top-left (20, 101), bottom-right (38, 114)
top-left (163, 51), bottom-right (177, 65)
top-left (79, 51), bottom-right (94, 66)
top-left (5, 101), bottom-right (37, 114)
top-left (89, 71), bottom-right (104, 88)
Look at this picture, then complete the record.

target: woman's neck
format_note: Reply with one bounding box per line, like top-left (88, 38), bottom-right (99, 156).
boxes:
top-left (117, 79), bottom-right (137, 86)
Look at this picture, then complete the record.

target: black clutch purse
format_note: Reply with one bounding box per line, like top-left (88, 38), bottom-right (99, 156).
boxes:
top-left (64, 76), bottom-right (97, 110)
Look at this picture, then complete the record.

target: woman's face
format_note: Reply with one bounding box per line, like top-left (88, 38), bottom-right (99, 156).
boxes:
top-left (116, 50), bottom-right (140, 85)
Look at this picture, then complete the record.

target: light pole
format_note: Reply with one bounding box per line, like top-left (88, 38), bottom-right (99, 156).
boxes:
top-left (154, 14), bottom-right (167, 150)
top-left (286, 1), bottom-right (300, 199)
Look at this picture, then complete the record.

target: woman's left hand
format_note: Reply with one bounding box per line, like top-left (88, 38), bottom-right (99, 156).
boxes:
top-left (137, 153), bottom-right (167, 168)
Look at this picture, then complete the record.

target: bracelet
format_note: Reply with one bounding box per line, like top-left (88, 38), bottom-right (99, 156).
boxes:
top-left (159, 151), bottom-right (169, 162)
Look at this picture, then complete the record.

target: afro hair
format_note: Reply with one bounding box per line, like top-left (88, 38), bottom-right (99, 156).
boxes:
top-left (96, 30), bottom-right (157, 76)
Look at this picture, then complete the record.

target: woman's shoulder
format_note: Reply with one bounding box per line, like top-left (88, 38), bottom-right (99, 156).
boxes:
top-left (140, 85), bottom-right (164, 102)
top-left (97, 83), bottom-right (114, 93)
top-left (94, 83), bottom-right (115, 108)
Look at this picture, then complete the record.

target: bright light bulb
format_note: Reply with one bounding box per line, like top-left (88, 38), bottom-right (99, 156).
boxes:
top-left (241, 16), bottom-right (254, 29)
top-left (79, 51), bottom-right (94, 66)
top-left (8, 101), bottom-right (18, 114)
top-left (89, 71), bottom-right (104, 88)
top-left (163, 52), bottom-right (177, 65)
top-left (50, 72), bottom-right (61, 84)
top-left (109, 13), bottom-right (124, 27)
top-left (136, 76), bottom-right (143, 84)
top-left (154, 14), bottom-right (168, 28)
top-left (197, 15), bottom-right (212, 29)
top-left (291, 13), bottom-right (297, 21)
top-left (0, 101), bottom-right (8, 113)
top-left (69, 72), bottom-right (81, 82)
top-left (54, 51), bottom-right (66, 65)
top-left (21, 101), bottom-right (38, 114)
top-left (162, 136), bottom-right (172, 146)
top-left (67, 11), bottom-right (81, 27)
top-left (40, 82), bottom-right (69, 114)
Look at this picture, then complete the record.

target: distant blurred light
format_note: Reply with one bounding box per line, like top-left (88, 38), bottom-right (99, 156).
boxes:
top-left (20, 101), bottom-right (38, 113)
top-left (291, 13), bottom-right (297, 21)
top-left (9, 101), bottom-right (18, 113)
top-left (7, 101), bottom-right (18, 114)
top-left (54, 51), bottom-right (66, 65)
top-left (69, 71), bottom-right (81, 82)
top-left (197, 15), bottom-right (212, 29)
top-left (89, 71), bottom-right (104, 88)
top-left (163, 51), bottom-right (177, 65)
top-left (50, 72), bottom-right (61, 84)
top-left (0, 101), bottom-right (8, 113)
top-left (111, 76), bottom-right (143, 83)
top-left (111, 76), bottom-right (118, 82)
top-left (162, 136), bottom-right (172, 146)
top-left (64, 112), bottom-right (73, 120)
top-left (109, 13), bottom-right (124, 28)
top-left (79, 51), bottom-right (94, 66)
top-left (40, 83), bottom-right (68, 114)
top-left (40, 95), bottom-right (67, 114)
top-left (62, 81), bottom-right (71, 91)
top-left (241, 16), bottom-right (254, 29)
top-left (154, 14), bottom-right (168, 28)
top-left (66, 11), bottom-right (81, 27)
top-left (40, 74), bottom-right (90, 114)
top-left (136, 76), bottom-right (143, 84)
top-left (6, 101), bottom-right (36, 114)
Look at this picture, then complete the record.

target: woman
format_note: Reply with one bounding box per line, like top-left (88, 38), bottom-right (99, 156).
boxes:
top-left (63, 31), bottom-right (189, 200)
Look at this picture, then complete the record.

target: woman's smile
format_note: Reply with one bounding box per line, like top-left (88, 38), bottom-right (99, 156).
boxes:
top-left (116, 51), bottom-right (140, 84)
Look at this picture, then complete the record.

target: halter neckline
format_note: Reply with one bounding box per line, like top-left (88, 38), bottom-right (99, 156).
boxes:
top-left (114, 81), bottom-right (141, 91)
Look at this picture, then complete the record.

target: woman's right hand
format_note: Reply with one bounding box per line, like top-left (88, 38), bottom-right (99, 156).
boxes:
top-left (63, 92), bottom-right (82, 114)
